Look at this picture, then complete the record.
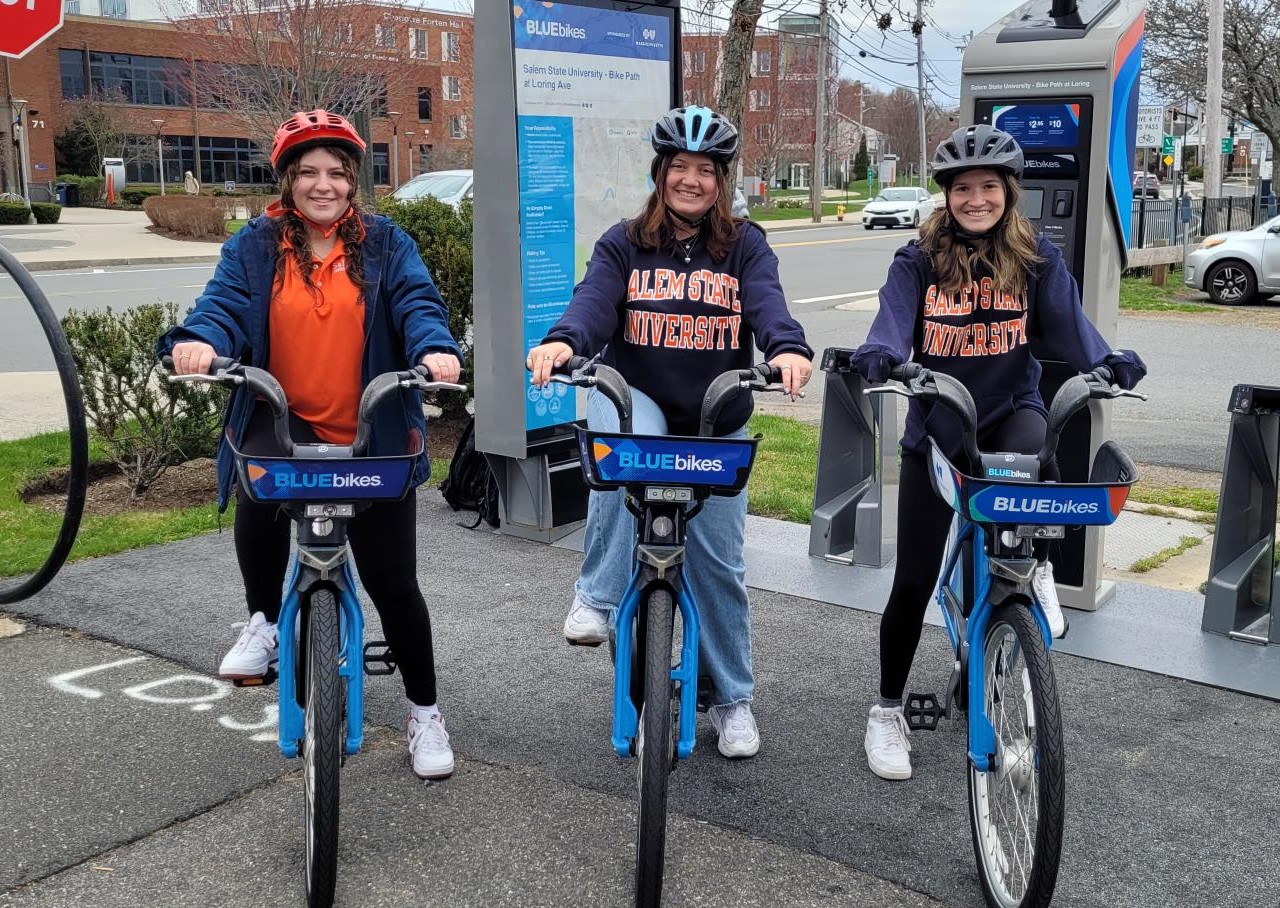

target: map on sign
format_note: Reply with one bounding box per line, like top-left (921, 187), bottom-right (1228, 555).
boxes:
top-left (1135, 105), bottom-right (1164, 149)
top-left (512, 1), bottom-right (673, 431)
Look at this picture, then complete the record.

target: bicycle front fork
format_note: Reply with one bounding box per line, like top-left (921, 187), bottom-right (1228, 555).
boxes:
top-left (611, 572), bottom-right (701, 760)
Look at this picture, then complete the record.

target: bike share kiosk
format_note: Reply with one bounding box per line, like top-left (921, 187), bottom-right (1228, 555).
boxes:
top-left (472, 0), bottom-right (682, 541)
top-left (959, 0), bottom-right (1145, 610)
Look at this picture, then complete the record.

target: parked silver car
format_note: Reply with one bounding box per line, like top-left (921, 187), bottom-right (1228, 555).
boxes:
top-left (1183, 214), bottom-right (1280, 305)
top-left (391, 169), bottom-right (473, 207)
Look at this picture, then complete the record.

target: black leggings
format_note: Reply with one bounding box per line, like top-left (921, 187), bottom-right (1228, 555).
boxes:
top-left (233, 406), bottom-right (438, 707)
top-left (878, 408), bottom-right (1058, 701)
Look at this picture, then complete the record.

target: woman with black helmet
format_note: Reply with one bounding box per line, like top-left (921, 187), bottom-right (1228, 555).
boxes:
top-left (852, 124), bottom-right (1147, 781)
top-left (527, 106), bottom-right (814, 758)
top-left (158, 109), bottom-right (464, 781)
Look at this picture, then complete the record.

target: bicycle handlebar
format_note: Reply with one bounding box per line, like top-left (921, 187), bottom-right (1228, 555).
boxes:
top-left (868, 362), bottom-right (1146, 469)
top-left (163, 356), bottom-right (465, 456)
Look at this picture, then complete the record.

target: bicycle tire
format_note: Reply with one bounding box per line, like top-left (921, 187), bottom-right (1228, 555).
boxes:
top-left (0, 245), bottom-right (88, 605)
top-left (634, 587), bottom-right (675, 908)
top-left (967, 603), bottom-right (1065, 908)
top-left (302, 588), bottom-right (342, 908)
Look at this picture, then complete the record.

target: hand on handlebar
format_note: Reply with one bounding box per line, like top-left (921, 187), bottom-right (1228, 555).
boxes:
top-left (526, 341), bottom-right (574, 388)
top-left (767, 352), bottom-right (812, 399)
top-left (420, 351), bottom-right (461, 384)
top-left (170, 341), bottom-right (217, 376)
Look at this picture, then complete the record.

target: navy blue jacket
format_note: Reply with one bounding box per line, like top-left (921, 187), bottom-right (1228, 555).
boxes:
top-left (857, 236), bottom-right (1129, 458)
top-left (543, 221), bottom-right (812, 436)
top-left (157, 213), bottom-right (461, 510)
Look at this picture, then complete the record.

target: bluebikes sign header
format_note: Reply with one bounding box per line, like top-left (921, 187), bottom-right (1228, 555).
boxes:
top-left (582, 432), bottom-right (757, 493)
top-left (242, 458), bottom-right (413, 502)
top-left (513, 2), bottom-right (671, 61)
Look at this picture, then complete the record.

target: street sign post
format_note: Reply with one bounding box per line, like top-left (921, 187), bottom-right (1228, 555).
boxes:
top-left (0, 0), bottom-right (65, 60)
top-left (1136, 105), bottom-right (1163, 148)
top-left (1221, 137), bottom-right (1234, 155)
top-left (1162, 135), bottom-right (1176, 156)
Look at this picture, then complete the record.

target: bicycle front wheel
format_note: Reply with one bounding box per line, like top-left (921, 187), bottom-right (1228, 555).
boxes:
top-left (968, 603), bottom-right (1065, 908)
top-left (634, 588), bottom-right (676, 908)
top-left (302, 588), bottom-right (342, 908)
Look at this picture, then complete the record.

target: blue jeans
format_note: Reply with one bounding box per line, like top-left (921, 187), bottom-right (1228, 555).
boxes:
top-left (574, 388), bottom-right (754, 707)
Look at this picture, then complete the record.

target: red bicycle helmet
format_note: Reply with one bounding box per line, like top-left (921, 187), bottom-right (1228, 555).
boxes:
top-left (269, 109), bottom-right (367, 176)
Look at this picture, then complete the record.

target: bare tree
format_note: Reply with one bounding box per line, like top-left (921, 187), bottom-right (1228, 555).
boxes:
top-left (716, 0), bottom-right (765, 131)
top-left (64, 88), bottom-right (161, 177)
top-left (1146, 0), bottom-right (1280, 159)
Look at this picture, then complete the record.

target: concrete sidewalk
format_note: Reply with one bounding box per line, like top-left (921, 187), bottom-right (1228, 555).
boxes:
top-left (0, 206), bottom-right (224, 271)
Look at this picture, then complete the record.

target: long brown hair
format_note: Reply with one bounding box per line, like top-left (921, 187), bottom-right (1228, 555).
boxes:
top-left (918, 171), bottom-right (1042, 295)
top-left (274, 146), bottom-right (366, 299)
top-left (625, 155), bottom-right (741, 262)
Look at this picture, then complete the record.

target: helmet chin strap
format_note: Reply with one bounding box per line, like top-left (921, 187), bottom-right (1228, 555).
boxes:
top-left (669, 208), bottom-right (708, 229)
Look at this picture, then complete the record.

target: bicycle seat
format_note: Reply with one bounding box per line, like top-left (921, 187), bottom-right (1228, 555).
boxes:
top-left (927, 439), bottom-right (1138, 528)
top-left (578, 429), bottom-right (760, 497)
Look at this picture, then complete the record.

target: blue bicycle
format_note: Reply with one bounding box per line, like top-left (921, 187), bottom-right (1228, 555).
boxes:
top-left (551, 357), bottom-right (784, 907)
top-left (169, 357), bottom-right (463, 908)
top-left (869, 363), bottom-right (1144, 908)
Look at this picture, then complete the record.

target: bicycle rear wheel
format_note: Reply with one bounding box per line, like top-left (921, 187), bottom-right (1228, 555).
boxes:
top-left (968, 603), bottom-right (1065, 908)
top-left (302, 588), bottom-right (342, 908)
top-left (634, 588), bottom-right (675, 907)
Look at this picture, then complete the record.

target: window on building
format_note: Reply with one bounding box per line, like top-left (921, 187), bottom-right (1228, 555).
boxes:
top-left (418, 144), bottom-right (433, 174)
top-left (753, 49), bottom-right (772, 75)
top-left (443, 75), bottom-right (461, 101)
top-left (449, 115), bottom-right (466, 139)
top-left (410, 28), bottom-right (428, 59)
top-left (79, 51), bottom-right (190, 107)
top-left (442, 31), bottom-right (460, 62)
top-left (377, 23), bottom-right (395, 49)
top-left (100, 0), bottom-right (127, 17)
top-left (372, 142), bottom-right (389, 185)
top-left (63, 0), bottom-right (81, 13)
top-left (216, 16), bottom-right (230, 31)
top-left (755, 123), bottom-right (772, 143)
top-left (757, 89), bottom-right (771, 108)
top-left (693, 50), bottom-right (706, 73)
top-left (417, 86), bottom-right (432, 121)
top-left (336, 22), bottom-right (352, 44)
top-left (59, 49), bottom-right (88, 99)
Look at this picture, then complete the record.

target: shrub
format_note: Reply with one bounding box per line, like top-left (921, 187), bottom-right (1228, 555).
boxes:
top-left (61, 302), bottom-right (226, 497)
top-left (1188, 165), bottom-right (1204, 181)
top-left (143, 195), bottom-right (227, 239)
top-left (377, 197), bottom-right (473, 420)
top-left (775, 198), bottom-right (808, 209)
top-left (32, 202), bottom-right (62, 224)
top-left (121, 187), bottom-right (162, 206)
top-left (58, 174), bottom-right (105, 206)
top-left (0, 201), bottom-right (30, 224)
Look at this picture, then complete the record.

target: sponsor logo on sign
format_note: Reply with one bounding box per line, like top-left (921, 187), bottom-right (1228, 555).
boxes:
top-left (643, 28), bottom-right (656, 40)
top-left (991, 496), bottom-right (1099, 515)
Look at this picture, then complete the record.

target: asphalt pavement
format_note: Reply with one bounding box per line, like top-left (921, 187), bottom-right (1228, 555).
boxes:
top-left (3, 498), bottom-right (1279, 907)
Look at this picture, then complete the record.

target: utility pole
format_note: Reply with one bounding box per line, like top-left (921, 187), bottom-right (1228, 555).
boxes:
top-left (1204, 0), bottom-right (1224, 198)
top-left (811, 0), bottom-right (829, 223)
top-left (915, 0), bottom-right (928, 189)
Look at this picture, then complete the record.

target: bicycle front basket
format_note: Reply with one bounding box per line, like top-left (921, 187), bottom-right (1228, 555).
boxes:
top-left (578, 429), bottom-right (759, 495)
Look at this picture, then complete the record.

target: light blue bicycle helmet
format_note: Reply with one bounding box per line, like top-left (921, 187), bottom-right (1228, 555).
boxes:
top-left (650, 106), bottom-right (740, 171)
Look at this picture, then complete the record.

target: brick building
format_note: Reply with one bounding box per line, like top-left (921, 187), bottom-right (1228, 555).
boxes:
top-left (0, 5), bottom-right (474, 197)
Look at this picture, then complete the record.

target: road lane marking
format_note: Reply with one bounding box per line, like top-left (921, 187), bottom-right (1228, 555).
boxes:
top-left (793, 289), bottom-right (879, 305)
top-left (48, 657), bottom-right (148, 698)
top-left (0, 265), bottom-right (215, 280)
top-left (772, 231), bottom-right (917, 249)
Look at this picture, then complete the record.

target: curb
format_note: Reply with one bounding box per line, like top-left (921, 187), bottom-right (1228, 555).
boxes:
top-left (11, 255), bottom-right (223, 273)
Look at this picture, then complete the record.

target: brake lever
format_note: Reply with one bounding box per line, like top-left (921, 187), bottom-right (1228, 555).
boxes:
top-left (863, 385), bottom-right (912, 398)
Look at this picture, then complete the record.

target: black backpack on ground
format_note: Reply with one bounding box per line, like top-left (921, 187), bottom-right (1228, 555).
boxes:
top-left (439, 416), bottom-right (500, 529)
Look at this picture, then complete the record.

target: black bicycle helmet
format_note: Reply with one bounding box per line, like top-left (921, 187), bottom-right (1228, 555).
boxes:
top-left (932, 124), bottom-right (1024, 187)
top-left (651, 106), bottom-right (740, 164)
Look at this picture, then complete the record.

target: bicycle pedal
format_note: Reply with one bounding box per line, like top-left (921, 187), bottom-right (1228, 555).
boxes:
top-left (231, 667), bottom-right (277, 688)
top-left (362, 641), bottom-right (398, 676)
top-left (904, 691), bottom-right (945, 731)
top-left (565, 637), bottom-right (604, 648)
top-left (695, 675), bottom-right (713, 713)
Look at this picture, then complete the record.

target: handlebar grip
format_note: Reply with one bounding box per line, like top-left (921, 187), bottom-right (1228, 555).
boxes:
top-left (1090, 364), bottom-right (1114, 385)
top-left (756, 363), bottom-right (783, 384)
top-left (556, 355), bottom-right (591, 375)
top-left (161, 354), bottom-right (237, 375)
top-left (889, 362), bottom-right (924, 382)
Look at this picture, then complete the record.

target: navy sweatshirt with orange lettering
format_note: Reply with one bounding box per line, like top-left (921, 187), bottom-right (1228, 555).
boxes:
top-left (543, 221), bottom-right (812, 436)
top-left (857, 236), bottom-right (1119, 458)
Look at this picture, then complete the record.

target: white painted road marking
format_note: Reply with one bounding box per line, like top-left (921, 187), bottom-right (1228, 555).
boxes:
top-left (48, 657), bottom-right (148, 698)
top-left (792, 289), bottom-right (879, 305)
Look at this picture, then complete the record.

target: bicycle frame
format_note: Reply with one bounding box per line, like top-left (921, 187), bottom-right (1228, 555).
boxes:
top-left (611, 562), bottom-right (701, 761)
top-left (276, 552), bottom-right (366, 759)
top-left (935, 517), bottom-right (1053, 774)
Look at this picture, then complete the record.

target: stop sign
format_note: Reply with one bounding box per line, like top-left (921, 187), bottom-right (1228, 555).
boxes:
top-left (0, 0), bottom-right (64, 60)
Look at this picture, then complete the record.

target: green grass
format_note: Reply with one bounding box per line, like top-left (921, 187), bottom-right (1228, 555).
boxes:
top-left (1130, 535), bottom-right (1204, 573)
top-left (750, 201), bottom-right (865, 221)
top-left (0, 430), bottom-right (227, 578)
top-left (225, 218), bottom-right (247, 235)
top-left (1119, 274), bottom-right (1214, 312)
top-left (745, 413), bottom-right (818, 522)
top-left (1129, 485), bottom-right (1220, 514)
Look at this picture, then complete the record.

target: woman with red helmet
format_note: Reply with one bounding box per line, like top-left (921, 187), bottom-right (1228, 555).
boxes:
top-left (159, 109), bottom-right (463, 780)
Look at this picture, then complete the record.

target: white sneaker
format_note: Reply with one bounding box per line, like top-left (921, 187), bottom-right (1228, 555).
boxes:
top-left (708, 702), bottom-right (760, 758)
top-left (217, 611), bottom-right (278, 679)
top-left (563, 597), bottom-right (609, 646)
top-left (865, 704), bottom-right (912, 780)
top-left (1032, 560), bottom-right (1067, 639)
top-left (408, 711), bottom-right (455, 780)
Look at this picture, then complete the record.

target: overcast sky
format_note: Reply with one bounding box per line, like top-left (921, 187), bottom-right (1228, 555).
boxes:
top-left (424, 0), bottom-right (1004, 106)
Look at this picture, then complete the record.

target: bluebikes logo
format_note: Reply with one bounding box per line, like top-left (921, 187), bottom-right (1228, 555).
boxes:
top-left (588, 435), bottom-right (754, 489)
top-left (245, 459), bottom-right (411, 501)
top-left (967, 484), bottom-right (1119, 526)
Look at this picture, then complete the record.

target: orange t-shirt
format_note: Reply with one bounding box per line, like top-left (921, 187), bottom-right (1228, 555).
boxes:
top-left (268, 238), bottom-right (365, 444)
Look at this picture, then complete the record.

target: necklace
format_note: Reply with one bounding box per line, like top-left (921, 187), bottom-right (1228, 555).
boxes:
top-left (674, 233), bottom-right (698, 264)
